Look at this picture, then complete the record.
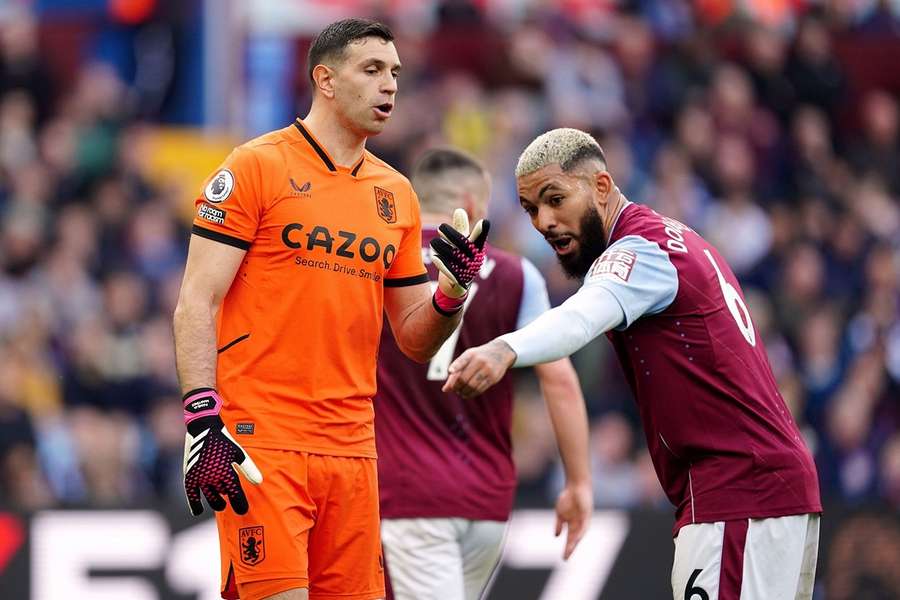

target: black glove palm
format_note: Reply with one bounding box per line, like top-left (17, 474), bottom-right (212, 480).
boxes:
top-left (430, 209), bottom-right (490, 296)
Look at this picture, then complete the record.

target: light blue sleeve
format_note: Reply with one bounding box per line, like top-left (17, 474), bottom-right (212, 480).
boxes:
top-left (582, 235), bottom-right (678, 329)
top-left (516, 257), bottom-right (552, 329)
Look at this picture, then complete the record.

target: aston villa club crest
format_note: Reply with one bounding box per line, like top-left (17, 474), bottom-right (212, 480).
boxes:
top-left (374, 187), bottom-right (396, 224)
top-left (239, 526), bottom-right (265, 566)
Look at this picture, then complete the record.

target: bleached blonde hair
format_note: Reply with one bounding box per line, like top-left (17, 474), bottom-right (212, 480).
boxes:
top-left (515, 128), bottom-right (607, 178)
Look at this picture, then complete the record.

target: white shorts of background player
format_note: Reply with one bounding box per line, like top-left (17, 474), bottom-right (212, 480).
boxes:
top-left (381, 517), bottom-right (507, 600)
top-left (672, 513), bottom-right (820, 600)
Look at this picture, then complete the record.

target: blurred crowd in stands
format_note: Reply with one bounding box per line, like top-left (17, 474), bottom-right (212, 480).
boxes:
top-left (0, 0), bottom-right (898, 515)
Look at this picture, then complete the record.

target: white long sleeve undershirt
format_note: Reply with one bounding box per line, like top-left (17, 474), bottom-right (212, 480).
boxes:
top-left (498, 285), bottom-right (626, 367)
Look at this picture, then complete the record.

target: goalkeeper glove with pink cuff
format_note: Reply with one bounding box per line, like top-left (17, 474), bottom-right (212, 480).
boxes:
top-left (430, 209), bottom-right (490, 315)
top-left (182, 388), bottom-right (262, 516)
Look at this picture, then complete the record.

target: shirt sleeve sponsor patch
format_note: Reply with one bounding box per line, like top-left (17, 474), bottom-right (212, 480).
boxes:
top-left (588, 249), bottom-right (637, 283)
top-left (204, 168), bottom-right (235, 203)
top-left (198, 203), bottom-right (227, 225)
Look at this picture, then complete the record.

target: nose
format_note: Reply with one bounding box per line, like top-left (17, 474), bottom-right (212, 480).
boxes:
top-left (535, 205), bottom-right (557, 233)
top-left (382, 73), bottom-right (397, 95)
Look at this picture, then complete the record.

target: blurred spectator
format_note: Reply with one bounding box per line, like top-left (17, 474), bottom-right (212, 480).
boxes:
top-left (708, 63), bottom-right (781, 190)
top-left (702, 135), bottom-right (773, 275)
top-left (744, 288), bottom-right (796, 381)
top-left (743, 24), bottom-right (795, 124)
top-left (857, 0), bottom-right (900, 35)
top-left (510, 377), bottom-right (565, 506)
top-left (880, 434), bottom-right (900, 508)
top-left (586, 413), bottom-right (640, 508)
top-left (143, 395), bottom-right (185, 502)
top-left (673, 100), bottom-right (717, 188)
top-left (634, 448), bottom-right (668, 508)
top-left (546, 36), bottom-right (627, 131)
top-left (825, 514), bottom-right (900, 599)
top-left (0, 90), bottom-right (37, 172)
top-left (788, 104), bottom-right (842, 199)
top-left (0, 9), bottom-right (54, 122)
top-left (786, 13), bottom-right (845, 119)
top-left (645, 143), bottom-right (711, 226)
top-left (68, 407), bottom-right (143, 506)
top-left (798, 303), bottom-right (849, 430)
top-left (848, 89), bottom-right (900, 195)
top-left (0, 353), bottom-right (53, 510)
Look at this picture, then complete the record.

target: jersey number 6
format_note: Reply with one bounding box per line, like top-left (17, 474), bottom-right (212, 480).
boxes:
top-left (684, 568), bottom-right (710, 600)
top-left (703, 249), bottom-right (756, 347)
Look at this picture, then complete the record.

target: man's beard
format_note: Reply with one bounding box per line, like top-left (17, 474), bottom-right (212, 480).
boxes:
top-left (556, 206), bottom-right (608, 279)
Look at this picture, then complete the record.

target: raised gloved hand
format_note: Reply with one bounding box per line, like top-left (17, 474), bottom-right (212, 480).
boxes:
top-left (182, 388), bottom-right (262, 516)
top-left (429, 208), bottom-right (490, 314)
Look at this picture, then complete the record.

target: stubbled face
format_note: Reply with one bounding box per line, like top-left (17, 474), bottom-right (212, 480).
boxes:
top-left (517, 163), bottom-right (608, 279)
top-left (330, 37), bottom-right (400, 136)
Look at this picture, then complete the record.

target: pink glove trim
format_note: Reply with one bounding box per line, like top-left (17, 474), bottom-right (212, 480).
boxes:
top-left (183, 388), bottom-right (223, 424)
top-left (433, 287), bottom-right (467, 315)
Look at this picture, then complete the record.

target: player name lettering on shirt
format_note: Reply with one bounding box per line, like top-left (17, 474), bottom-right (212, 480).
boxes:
top-left (590, 249), bottom-right (637, 282)
top-left (658, 213), bottom-right (692, 254)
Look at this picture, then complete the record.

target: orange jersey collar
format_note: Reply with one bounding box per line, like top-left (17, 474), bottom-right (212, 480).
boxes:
top-left (293, 118), bottom-right (366, 177)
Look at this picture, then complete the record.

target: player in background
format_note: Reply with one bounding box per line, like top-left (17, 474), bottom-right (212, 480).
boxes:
top-left (375, 148), bottom-right (592, 600)
top-left (444, 129), bottom-right (822, 600)
top-left (173, 20), bottom-right (489, 600)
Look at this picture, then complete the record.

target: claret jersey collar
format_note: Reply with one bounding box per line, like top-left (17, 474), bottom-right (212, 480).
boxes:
top-left (293, 118), bottom-right (366, 177)
top-left (607, 198), bottom-right (633, 243)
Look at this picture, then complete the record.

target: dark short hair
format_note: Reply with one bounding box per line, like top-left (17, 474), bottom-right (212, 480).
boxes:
top-left (562, 144), bottom-right (606, 172)
top-left (307, 18), bottom-right (394, 83)
top-left (413, 147), bottom-right (485, 179)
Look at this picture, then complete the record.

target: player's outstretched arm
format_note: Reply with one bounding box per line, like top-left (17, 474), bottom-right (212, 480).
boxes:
top-left (444, 286), bottom-right (625, 398)
top-left (173, 235), bottom-right (262, 516)
top-left (441, 338), bottom-right (516, 397)
top-left (384, 209), bottom-right (490, 362)
top-left (535, 359), bottom-right (592, 560)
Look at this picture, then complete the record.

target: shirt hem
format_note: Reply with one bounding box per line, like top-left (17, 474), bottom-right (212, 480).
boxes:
top-left (239, 439), bottom-right (377, 459)
top-left (673, 503), bottom-right (823, 536)
top-left (308, 590), bottom-right (386, 600)
top-left (381, 512), bottom-right (510, 523)
top-left (380, 504), bottom-right (512, 522)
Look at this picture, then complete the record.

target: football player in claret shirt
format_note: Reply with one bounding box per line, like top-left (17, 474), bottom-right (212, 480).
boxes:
top-left (173, 19), bottom-right (489, 600)
top-left (446, 129), bottom-right (822, 600)
top-left (374, 148), bottom-right (592, 600)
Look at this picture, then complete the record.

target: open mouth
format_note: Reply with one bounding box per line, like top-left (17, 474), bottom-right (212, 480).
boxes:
top-left (373, 103), bottom-right (393, 118)
top-left (548, 236), bottom-right (575, 255)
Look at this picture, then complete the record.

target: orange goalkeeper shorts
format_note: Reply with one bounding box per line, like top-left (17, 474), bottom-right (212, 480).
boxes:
top-left (215, 449), bottom-right (385, 600)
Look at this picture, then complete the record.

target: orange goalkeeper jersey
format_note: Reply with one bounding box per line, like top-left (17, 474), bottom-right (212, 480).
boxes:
top-left (191, 118), bottom-right (428, 458)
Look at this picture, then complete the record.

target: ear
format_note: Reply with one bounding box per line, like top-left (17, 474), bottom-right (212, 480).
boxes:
top-left (479, 172), bottom-right (492, 218)
top-left (462, 193), bottom-right (479, 222)
top-left (593, 170), bottom-right (613, 207)
top-left (311, 64), bottom-right (336, 99)
top-left (469, 173), bottom-right (492, 221)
